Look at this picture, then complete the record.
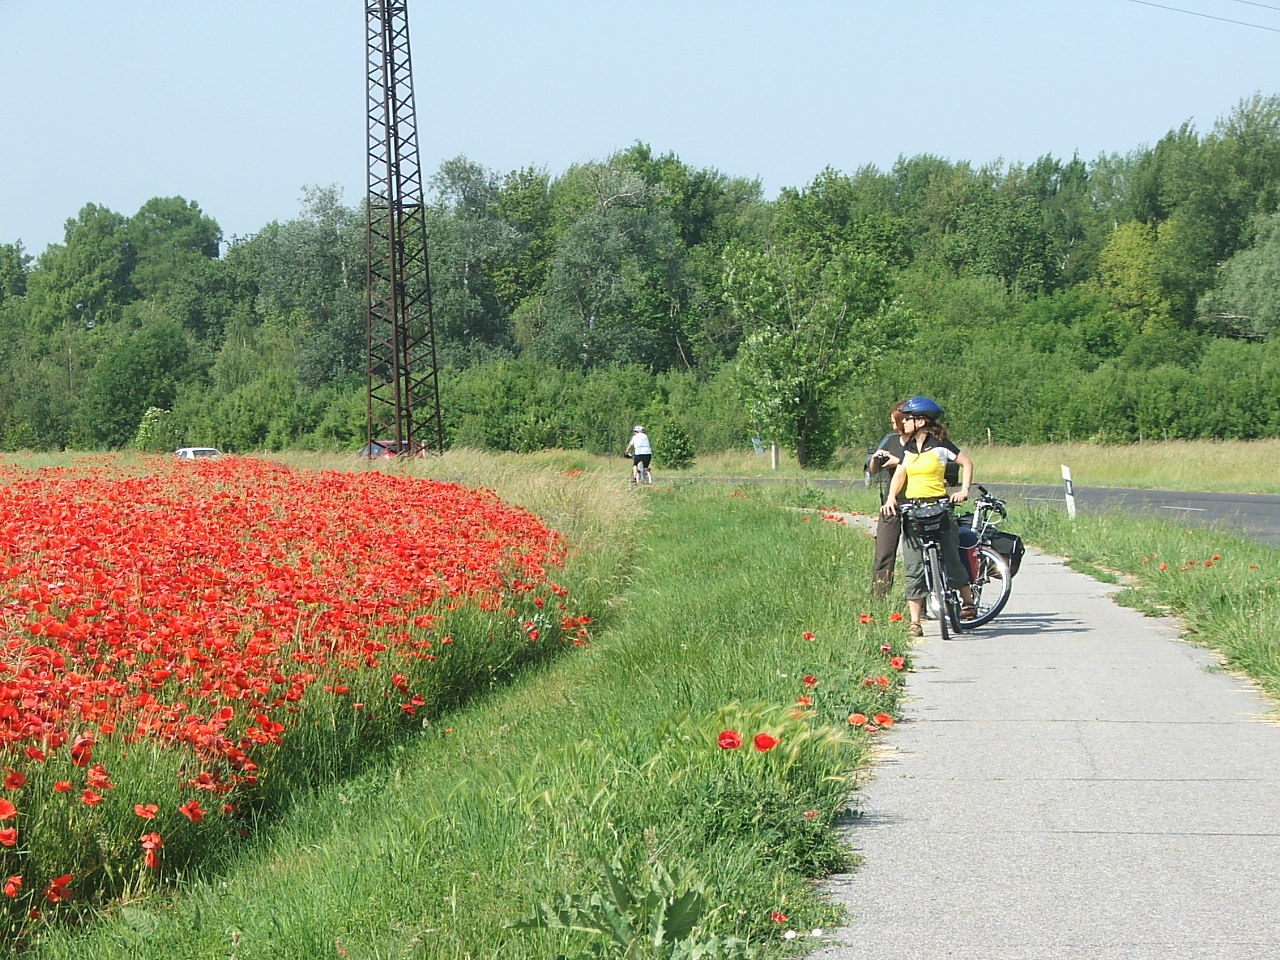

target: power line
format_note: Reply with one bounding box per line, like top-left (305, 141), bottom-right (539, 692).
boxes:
top-left (1226, 0), bottom-right (1280, 14)
top-left (1125, 0), bottom-right (1280, 31)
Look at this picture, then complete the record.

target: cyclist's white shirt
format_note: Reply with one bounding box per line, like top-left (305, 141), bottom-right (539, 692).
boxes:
top-left (630, 433), bottom-right (652, 455)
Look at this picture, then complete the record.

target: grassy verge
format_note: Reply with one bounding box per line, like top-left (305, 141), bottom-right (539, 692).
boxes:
top-left (1013, 505), bottom-right (1280, 704)
top-left (26, 476), bottom-right (908, 959)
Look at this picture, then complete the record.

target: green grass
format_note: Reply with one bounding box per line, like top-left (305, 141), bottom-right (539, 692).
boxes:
top-left (24, 482), bottom-right (908, 959)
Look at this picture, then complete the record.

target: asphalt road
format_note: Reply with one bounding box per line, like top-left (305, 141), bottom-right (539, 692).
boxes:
top-left (806, 546), bottom-right (1280, 960)
top-left (978, 483), bottom-right (1280, 549)
top-left (676, 477), bottom-right (1280, 549)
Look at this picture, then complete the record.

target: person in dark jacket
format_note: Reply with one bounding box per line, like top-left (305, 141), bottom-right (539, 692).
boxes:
top-left (867, 400), bottom-right (909, 598)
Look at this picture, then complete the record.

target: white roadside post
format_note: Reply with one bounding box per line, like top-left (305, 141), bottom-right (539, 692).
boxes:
top-left (1062, 464), bottom-right (1077, 519)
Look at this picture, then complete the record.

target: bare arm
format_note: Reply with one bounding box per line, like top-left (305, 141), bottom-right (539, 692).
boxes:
top-left (949, 451), bottom-right (974, 504)
top-left (881, 464), bottom-right (906, 515)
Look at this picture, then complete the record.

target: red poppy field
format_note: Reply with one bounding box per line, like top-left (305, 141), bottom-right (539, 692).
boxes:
top-left (0, 456), bottom-right (588, 931)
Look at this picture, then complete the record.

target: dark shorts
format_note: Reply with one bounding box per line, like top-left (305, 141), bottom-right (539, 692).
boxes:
top-left (632, 454), bottom-right (652, 467)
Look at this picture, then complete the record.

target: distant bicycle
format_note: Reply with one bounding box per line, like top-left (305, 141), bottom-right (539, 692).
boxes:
top-left (625, 452), bottom-right (652, 485)
top-left (901, 498), bottom-right (1011, 639)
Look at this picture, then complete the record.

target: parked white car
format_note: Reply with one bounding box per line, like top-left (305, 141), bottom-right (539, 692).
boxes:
top-left (174, 447), bottom-right (222, 460)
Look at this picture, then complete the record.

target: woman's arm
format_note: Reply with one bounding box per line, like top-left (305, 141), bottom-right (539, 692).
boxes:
top-left (950, 451), bottom-right (974, 504)
top-left (881, 464), bottom-right (906, 515)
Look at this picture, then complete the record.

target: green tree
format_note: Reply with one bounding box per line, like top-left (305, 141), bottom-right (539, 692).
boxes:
top-left (1198, 211), bottom-right (1280, 341)
top-left (1094, 221), bottom-right (1172, 333)
top-left (724, 243), bottom-right (896, 467)
top-left (24, 204), bottom-right (136, 340)
top-left (75, 318), bottom-right (191, 448)
top-left (522, 161), bottom-right (686, 370)
top-left (251, 187), bottom-right (365, 387)
top-left (125, 196), bottom-right (222, 300)
top-left (0, 242), bottom-right (30, 304)
top-left (427, 156), bottom-right (520, 363)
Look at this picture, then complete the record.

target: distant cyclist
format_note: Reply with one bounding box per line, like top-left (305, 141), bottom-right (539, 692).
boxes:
top-left (626, 425), bottom-right (652, 483)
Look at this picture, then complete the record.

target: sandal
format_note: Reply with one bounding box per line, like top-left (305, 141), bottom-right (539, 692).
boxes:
top-left (907, 622), bottom-right (923, 638)
top-left (960, 605), bottom-right (978, 620)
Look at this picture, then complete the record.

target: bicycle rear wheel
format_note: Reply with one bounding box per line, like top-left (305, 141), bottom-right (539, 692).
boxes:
top-left (959, 545), bottom-right (1012, 628)
top-left (926, 546), bottom-right (951, 641)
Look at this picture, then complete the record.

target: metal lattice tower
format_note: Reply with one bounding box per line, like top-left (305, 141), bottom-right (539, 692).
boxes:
top-left (365, 0), bottom-right (443, 455)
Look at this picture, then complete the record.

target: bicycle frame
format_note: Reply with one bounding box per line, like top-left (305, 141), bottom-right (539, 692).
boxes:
top-left (900, 499), bottom-right (964, 640)
top-left (900, 497), bottom-right (1013, 637)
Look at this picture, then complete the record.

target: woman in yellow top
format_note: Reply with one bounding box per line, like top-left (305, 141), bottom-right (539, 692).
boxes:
top-left (879, 396), bottom-right (977, 637)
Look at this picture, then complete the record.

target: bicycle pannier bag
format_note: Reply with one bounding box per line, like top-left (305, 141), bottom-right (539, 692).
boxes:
top-left (988, 529), bottom-right (1025, 577)
top-left (957, 525), bottom-right (980, 581)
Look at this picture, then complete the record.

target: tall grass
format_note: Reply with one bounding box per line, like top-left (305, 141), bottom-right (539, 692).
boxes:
top-left (26, 480), bottom-right (907, 959)
top-left (965, 438), bottom-right (1280, 493)
top-left (490, 438), bottom-right (1280, 494)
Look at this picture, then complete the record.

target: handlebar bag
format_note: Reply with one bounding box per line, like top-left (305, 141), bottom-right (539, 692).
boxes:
top-left (907, 501), bottom-right (950, 536)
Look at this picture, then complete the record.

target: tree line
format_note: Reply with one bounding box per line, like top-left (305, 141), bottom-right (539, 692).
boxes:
top-left (1, 94), bottom-right (1278, 465)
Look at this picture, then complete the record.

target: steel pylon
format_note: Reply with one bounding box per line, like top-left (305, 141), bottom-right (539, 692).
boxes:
top-left (364, 0), bottom-right (443, 456)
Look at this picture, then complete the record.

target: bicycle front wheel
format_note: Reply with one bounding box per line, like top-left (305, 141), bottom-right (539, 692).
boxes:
top-left (926, 545), bottom-right (951, 641)
top-left (960, 545), bottom-right (1012, 628)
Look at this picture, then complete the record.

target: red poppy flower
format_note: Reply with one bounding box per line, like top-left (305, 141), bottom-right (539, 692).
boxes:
top-left (753, 733), bottom-right (779, 752)
top-left (0, 799), bottom-right (16, 821)
top-left (890, 656), bottom-right (906, 670)
top-left (179, 800), bottom-right (206, 823)
top-left (771, 910), bottom-right (788, 923)
top-left (796, 695), bottom-right (813, 706)
top-left (802, 631), bottom-right (815, 641)
top-left (45, 874), bottom-right (72, 903)
top-left (0, 829), bottom-right (16, 847)
top-left (802, 675), bottom-right (818, 688)
top-left (889, 612), bottom-right (903, 622)
top-left (4, 771), bottom-right (25, 791)
top-left (3, 876), bottom-right (20, 898)
top-left (80, 789), bottom-right (103, 806)
top-left (848, 713), bottom-right (867, 726)
top-left (859, 613), bottom-right (873, 624)
top-left (717, 730), bottom-right (743, 750)
top-left (69, 736), bottom-right (94, 768)
top-left (53, 781), bottom-right (72, 793)
top-left (874, 713), bottom-right (894, 727)
top-left (134, 804), bottom-right (159, 820)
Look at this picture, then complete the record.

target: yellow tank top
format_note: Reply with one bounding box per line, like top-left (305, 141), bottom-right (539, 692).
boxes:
top-left (903, 449), bottom-right (949, 499)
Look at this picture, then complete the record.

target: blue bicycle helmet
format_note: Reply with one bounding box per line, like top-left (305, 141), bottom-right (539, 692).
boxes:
top-left (900, 396), bottom-right (944, 421)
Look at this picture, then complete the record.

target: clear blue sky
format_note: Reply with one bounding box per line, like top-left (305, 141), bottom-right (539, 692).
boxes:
top-left (2, 0), bottom-right (1278, 256)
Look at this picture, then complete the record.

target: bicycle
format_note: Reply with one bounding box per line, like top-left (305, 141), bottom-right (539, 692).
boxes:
top-left (900, 498), bottom-right (1012, 639)
top-left (627, 454), bottom-right (652, 485)
top-left (955, 486), bottom-right (1014, 628)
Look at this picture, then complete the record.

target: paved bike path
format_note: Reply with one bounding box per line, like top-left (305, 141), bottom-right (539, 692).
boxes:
top-left (808, 546), bottom-right (1280, 960)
